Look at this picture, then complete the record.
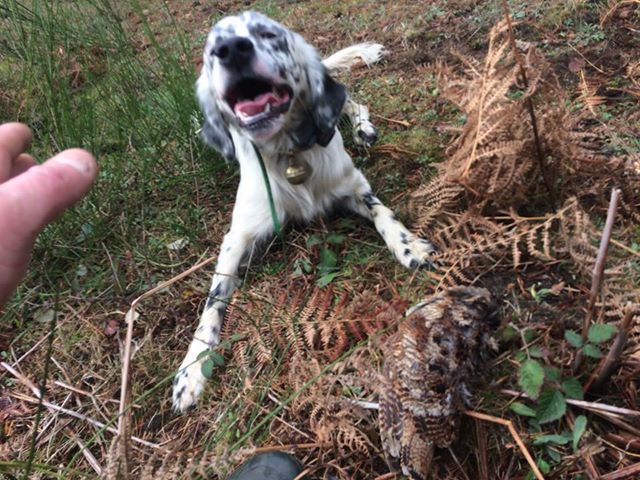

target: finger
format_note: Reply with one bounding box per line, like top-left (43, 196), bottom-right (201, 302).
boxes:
top-left (0, 148), bottom-right (97, 251)
top-left (0, 148), bottom-right (97, 305)
top-left (0, 123), bottom-right (32, 182)
top-left (10, 153), bottom-right (37, 178)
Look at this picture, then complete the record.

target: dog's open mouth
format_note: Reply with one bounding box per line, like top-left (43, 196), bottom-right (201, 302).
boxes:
top-left (225, 77), bottom-right (292, 129)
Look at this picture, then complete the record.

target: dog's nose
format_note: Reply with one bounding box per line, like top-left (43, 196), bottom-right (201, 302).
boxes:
top-left (213, 36), bottom-right (255, 68)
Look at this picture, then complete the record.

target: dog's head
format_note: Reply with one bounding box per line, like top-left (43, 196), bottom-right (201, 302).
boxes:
top-left (197, 11), bottom-right (347, 160)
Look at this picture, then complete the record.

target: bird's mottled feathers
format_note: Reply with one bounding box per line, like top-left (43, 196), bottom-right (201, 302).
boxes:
top-left (379, 286), bottom-right (498, 480)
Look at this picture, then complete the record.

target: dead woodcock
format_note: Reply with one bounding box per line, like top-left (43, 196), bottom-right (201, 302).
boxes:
top-left (378, 286), bottom-right (498, 480)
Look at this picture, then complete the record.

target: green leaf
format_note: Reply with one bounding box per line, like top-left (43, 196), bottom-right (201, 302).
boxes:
top-left (210, 351), bottom-right (225, 366)
top-left (582, 343), bottom-right (602, 359)
top-left (561, 377), bottom-right (584, 400)
top-left (518, 359), bottom-right (545, 399)
top-left (529, 346), bottom-right (544, 358)
top-left (546, 447), bottom-right (562, 463)
top-left (572, 415), bottom-right (587, 451)
top-left (587, 324), bottom-right (617, 344)
top-left (544, 367), bottom-right (561, 383)
top-left (201, 358), bottom-right (214, 379)
top-left (316, 271), bottom-right (340, 287)
top-left (564, 329), bottom-right (583, 348)
top-left (538, 458), bottom-right (551, 474)
top-left (523, 329), bottom-right (536, 343)
top-left (306, 234), bottom-right (323, 248)
top-left (536, 388), bottom-right (567, 424)
top-left (533, 433), bottom-right (571, 446)
top-left (325, 233), bottom-right (346, 244)
top-left (510, 401), bottom-right (537, 417)
top-left (197, 349), bottom-right (212, 361)
top-left (318, 248), bottom-right (338, 273)
top-left (514, 351), bottom-right (527, 362)
top-left (501, 325), bottom-right (518, 342)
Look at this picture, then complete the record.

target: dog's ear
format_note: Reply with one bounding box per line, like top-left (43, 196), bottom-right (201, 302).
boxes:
top-left (292, 66), bottom-right (347, 150)
top-left (196, 71), bottom-right (235, 162)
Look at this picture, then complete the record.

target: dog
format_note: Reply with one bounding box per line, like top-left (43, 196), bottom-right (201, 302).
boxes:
top-left (172, 11), bottom-right (435, 412)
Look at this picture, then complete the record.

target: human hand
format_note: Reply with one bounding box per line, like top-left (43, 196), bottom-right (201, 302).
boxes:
top-left (0, 123), bottom-right (98, 306)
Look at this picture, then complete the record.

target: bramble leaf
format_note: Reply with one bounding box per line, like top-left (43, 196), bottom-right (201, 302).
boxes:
top-left (561, 377), bottom-right (584, 400)
top-left (518, 359), bottom-right (545, 399)
top-left (536, 388), bottom-right (566, 424)
top-left (564, 329), bottom-right (583, 348)
top-left (587, 324), bottom-right (617, 344)
top-left (510, 401), bottom-right (537, 417)
top-left (582, 343), bottom-right (602, 359)
top-left (573, 415), bottom-right (587, 451)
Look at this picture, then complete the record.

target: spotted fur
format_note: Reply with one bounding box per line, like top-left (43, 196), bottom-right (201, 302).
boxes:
top-left (172, 11), bottom-right (435, 412)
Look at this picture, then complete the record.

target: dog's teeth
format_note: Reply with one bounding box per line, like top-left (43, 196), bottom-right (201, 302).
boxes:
top-left (264, 103), bottom-right (271, 113)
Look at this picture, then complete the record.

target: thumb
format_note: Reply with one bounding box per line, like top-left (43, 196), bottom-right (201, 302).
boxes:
top-left (0, 149), bottom-right (97, 303)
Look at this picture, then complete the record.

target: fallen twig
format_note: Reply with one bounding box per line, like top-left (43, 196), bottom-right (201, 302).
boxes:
top-left (573, 188), bottom-right (621, 372)
top-left (66, 428), bottom-right (103, 476)
top-left (253, 442), bottom-right (330, 453)
top-left (600, 0), bottom-right (640, 27)
top-left (371, 112), bottom-right (411, 127)
top-left (601, 461), bottom-right (640, 480)
top-left (464, 410), bottom-right (544, 480)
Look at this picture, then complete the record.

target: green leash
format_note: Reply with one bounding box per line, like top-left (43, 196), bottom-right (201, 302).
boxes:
top-left (252, 143), bottom-right (283, 239)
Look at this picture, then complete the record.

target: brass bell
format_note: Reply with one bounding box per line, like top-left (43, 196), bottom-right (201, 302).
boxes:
top-left (285, 154), bottom-right (312, 185)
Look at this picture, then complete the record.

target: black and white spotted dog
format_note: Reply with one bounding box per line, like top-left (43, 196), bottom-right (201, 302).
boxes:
top-left (172, 11), bottom-right (435, 412)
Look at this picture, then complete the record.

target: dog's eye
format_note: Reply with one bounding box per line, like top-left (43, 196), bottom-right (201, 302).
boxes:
top-left (260, 31), bottom-right (277, 40)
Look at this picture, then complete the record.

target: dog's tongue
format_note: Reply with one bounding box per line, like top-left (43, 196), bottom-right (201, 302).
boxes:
top-left (234, 92), bottom-right (278, 117)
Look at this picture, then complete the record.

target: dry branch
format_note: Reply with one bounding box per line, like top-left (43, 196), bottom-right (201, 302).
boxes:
top-left (573, 188), bottom-right (621, 372)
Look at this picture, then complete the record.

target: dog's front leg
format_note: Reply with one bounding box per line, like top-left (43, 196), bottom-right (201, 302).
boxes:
top-left (346, 172), bottom-right (436, 268)
top-left (172, 229), bottom-right (255, 412)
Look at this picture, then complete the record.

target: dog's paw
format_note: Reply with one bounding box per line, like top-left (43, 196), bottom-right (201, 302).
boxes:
top-left (354, 121), bottom-right (378, 147)
top-left (396, 234), bottom-right (436, 270)
top-left (172, 357), bottom-right (207, 413)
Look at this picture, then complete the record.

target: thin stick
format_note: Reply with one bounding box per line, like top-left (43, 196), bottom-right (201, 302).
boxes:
top-left (9, 331), bottom-right (52, 368)
top-left (66, 428), bottom-right (103, 476)
top-left (253, 442), bottom-right (328, 453)
top-left (475, 418), bottom-right (490, 480)
top-left (292, 469), bottom-right (312, 480)
top-left (601, 462), bottom-right (640, 480)
top-left (501, 0), bottom-right (556, 209)
top-left (589, 308), bottom-right (635, 390)
top-left (117, 253), bottom-right (219, 475)
top-left (501, 389), bottom-right (640, 417)
top-left (1, 361), bottom-right (41, 397)
top-left (610, 238), bottom-right (640, 258)
top-left (373, 473), bottom-right (398, 480)
top-left (464, 410), bottom-right (544, 480)
top-left (448, 447), bottom-right (471, 480)
top-left (600, 0), bottom-right (640, 27)
top-left (573, 188), bottom-right (621, 372)
top-left (371, 112), bottom-right (411, 127)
